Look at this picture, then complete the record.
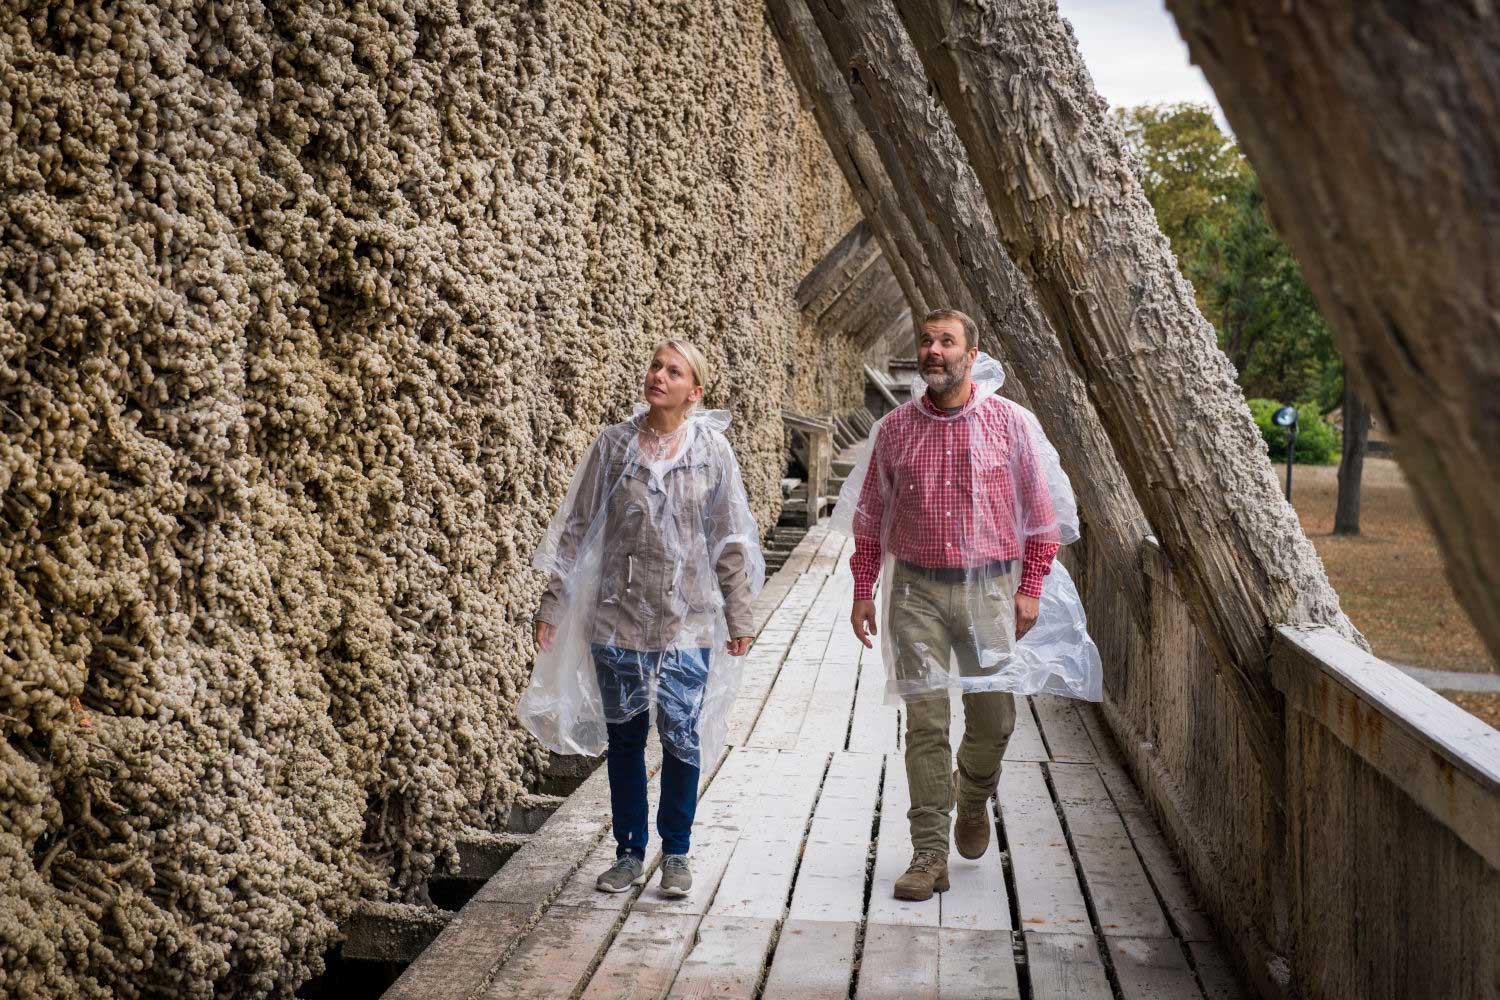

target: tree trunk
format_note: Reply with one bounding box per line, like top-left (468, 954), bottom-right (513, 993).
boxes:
top-left (1164, 1), bottom-right (1500, 675)
top-left (770, 0), bottom-right (1154, 632)
top-left (1334, 381), bottom-right (1370, 536)
top-left (872, 0), bottom-right (1358, 786)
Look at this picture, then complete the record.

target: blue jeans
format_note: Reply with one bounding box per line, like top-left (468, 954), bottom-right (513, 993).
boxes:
top-left (592, 645), bottom-right (710, 859)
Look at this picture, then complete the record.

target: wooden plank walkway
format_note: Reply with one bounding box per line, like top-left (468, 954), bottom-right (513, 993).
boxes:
top-left (387, 527), bottom-right (1249, 1000)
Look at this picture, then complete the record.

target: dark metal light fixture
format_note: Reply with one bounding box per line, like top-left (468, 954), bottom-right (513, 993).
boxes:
top-left (1273, 405), bottom-right (1299, 501)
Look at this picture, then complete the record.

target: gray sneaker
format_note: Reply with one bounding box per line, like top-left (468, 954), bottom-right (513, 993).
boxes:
top-left (595, 854), bottom-right (645, 894)
top-left (658, 854), bottom-right (692, 897)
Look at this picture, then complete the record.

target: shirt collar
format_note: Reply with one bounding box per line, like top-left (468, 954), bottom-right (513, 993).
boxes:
top-left (919, 380), bottom-right (978, 417)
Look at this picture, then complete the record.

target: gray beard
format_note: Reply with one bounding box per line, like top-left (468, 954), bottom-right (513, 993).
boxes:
top-left (922, 361), bottom-right (965, 396)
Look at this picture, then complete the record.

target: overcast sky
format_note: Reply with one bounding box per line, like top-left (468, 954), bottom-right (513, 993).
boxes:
top-left (1056, 0), bottom-right (1222, 116)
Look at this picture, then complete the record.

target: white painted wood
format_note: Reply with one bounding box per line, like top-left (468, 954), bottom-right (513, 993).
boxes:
top-left (1050, 762), bottom-right (1170, 938)
top-left (1108, 936), bottom-right (1205, 1000)
top-left (997, 762), bottom-right (1091, 935)
top-left (763, 919), bottom-right (858, 1000)
top-left (868, 751), bottom-right (941, 927)
top-left (848, 645), bottom-right (900, 754)
top-left (580, 910), bottom-right (701, 1000)
top-left (1004, 696), bottom-right (1050, 763)
top-left (1032, 695), bottom-right (1097, 764)
top-left (788, 752), bottom-right (882, 922)
top-left (1024, 931), bottom-right (1113, 1000)
top-left (664, 915), bottom-right (777, 1000)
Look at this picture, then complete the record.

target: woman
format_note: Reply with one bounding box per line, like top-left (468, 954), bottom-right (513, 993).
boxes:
top-left (521, 340), bottom-right (763, 898)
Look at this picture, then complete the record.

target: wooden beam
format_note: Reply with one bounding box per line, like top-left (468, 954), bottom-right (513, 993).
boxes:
top-left (1271, 625), bottom-right (1500, 870)
top-left (797, 221), bottom-right (883, 318)
top-left (1165, 1), bottom-right (1500, 674)
top-left (880, 0), bottom-right (1363, 790)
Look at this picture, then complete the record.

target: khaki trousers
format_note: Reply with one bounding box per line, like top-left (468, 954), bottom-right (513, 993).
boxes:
top-left (891, 562), bottom-right (1018, 854)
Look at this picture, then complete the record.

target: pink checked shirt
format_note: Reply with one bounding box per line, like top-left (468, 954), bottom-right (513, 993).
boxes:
top-left (851, 386), bottom-right (1060, 601)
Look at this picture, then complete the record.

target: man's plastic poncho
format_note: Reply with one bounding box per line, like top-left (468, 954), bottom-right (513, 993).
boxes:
top-left (519, 407), bottom-right (765, 768)
top-left (830, 354), bottom-right (1103, 702)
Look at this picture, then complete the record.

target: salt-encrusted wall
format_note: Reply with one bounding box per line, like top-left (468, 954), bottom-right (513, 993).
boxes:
top-left (0, 2), bottom-right (858, 996)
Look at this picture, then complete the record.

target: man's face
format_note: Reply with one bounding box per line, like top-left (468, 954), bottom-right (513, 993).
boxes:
top-left (917, 319), bottom-right (976, 396)
top-left (643, 346), bottom-right (702, 411)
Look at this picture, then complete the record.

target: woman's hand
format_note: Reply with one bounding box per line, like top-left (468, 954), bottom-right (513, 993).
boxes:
top-left (534, 620), bottom-right (557, 653)
top-left (726, 636), bottom-right (754, 657)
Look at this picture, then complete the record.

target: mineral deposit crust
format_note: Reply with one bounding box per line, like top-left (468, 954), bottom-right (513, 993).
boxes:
top-left (0, 2), bottom-right (860, 995)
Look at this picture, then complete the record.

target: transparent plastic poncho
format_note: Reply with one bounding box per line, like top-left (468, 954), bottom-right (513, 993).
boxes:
top-left (830, 353), bottom-right (1102, 702)
top-left (520, 407), bottom-right (766, 768)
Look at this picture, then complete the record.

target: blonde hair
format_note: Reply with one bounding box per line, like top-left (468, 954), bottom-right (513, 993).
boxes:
top-left (654, 339), bottom-right (712, 403)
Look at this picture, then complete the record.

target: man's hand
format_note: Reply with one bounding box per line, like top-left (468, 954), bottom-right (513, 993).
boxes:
top-left (727, 636), bottom-right (754, 657)
top-left (851, 599), bottom-right (878, 648)
top-left (534, 620), bottom-right (557, 653)
top-left (1014, 594), bottom-right (1039, 641)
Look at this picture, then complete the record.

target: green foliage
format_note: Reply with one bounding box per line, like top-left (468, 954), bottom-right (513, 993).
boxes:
top-left (1118, 103), bottom-right (1344, 413)
top-left (1246, 398), bottom-right (1339, 464)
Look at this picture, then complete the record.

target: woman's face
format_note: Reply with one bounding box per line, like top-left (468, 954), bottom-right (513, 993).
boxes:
top-left (643, 347), bottom-right (702, 412)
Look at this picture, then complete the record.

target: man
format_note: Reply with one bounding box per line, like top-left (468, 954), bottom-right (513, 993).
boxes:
top-left (849, 309), bottom-right (1059, 901)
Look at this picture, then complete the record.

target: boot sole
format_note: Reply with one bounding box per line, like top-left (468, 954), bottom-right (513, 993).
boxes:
top-left (893, 876), bottom-right (950, 901)
top-left (658, 884), bottom-right (691, 898)
top-left (955, 840), bottom-right (988, 861)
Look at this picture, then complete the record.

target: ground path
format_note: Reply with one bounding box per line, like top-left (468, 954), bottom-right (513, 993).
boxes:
top-left (384, 527), bottom-right (1247, 1000)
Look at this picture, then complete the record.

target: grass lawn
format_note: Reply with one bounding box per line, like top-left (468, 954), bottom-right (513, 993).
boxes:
top-left (1285, 456), bottom-right (1498, 727)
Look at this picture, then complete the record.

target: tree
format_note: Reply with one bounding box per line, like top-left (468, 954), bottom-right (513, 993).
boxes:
top-left (1115, 103), bottom-right (1246, 327)
top-left (1120, 104), bottom-right (1342, 411)
top-left (1213, 177), bottom-right (1342, 409)
top-left (1335, 382), bottom-right (1371, 535)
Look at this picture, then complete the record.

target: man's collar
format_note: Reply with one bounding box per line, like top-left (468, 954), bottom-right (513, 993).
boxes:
top-left (920, 380), bottom-right (977, 415)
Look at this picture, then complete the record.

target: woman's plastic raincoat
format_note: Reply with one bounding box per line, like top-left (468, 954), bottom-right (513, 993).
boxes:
top-left (520, 407), bottom-right (765, 767)
top-left (830, 354), bottom-right (1102, 702)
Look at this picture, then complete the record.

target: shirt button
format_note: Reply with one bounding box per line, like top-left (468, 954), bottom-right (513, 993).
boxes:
top-left (945, 511), bottom-right (951, 516)
top-left (945, 480), bottom-right (950, 485)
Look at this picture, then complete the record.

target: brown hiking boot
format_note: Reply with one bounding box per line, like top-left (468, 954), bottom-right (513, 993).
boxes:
top-left (893, 850), bottom-right (950, 901)
top-left (954, 796), bottom-right (992, 860)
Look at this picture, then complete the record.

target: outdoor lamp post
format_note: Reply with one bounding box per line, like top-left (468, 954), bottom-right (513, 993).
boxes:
top-left (1273, 405), bottom-right (1299, 502)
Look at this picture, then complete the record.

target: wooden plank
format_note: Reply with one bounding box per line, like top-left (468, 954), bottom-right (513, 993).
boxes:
top-left (1188, 940), bottom-right (1249, 1000)
top-left (1077, 706), bottom-right (1217, 942)
top-left (1024, 931), bottom-right (1113, 1000)
top-left (795, 607), bottom-right (864, 752)
top-left (940, 800), bottom-right (1011, 931)
top-left (747, 577), bottom-right (846, 749)
top-left (938, 927), bottom-right (1021, 1000)
top-left (796, 220), bottom-right (880, 314)
top-left (1050, 762), bottom-right (1170, 938)
top-left (479, 905), bottom-right (619, 1000)
top-left (788, 752), bottom-right (882, 922)
top-left (762, 919), bottom-right (858, 1000)
top-left (1004, 696), bottom-right (1050, 763)
top-left (708, 751), bottom-right (826, 920)
top-left (867, 751), bottom-right (940, 926)
top-left (580, 910), bottom-right (701, 1000)
top-left (1032, 695), bottom-right (1097, 764)
top-left (996, 762), bottom-right (1091, 935)
top-left (664, 915), bottom-right (778, 1000)
top-left (382, 901), bottom-right (530, 999)
top-left (857, 924), bottom-right (940, 1000)
top-left (1108, 936), bottom-right (1204, 1000)
top-left (1271, 625), bottom-right (1500, 870)
top-left (636, 749), bottom-right (774, 917)
top-left (847, 645), bottom-right (899, 754)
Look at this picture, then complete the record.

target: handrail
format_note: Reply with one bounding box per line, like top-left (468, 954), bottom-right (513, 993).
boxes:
top-left (863, 366), bottom-right (900, 409)
top-left (1270, 624), bottom-right (1500, 869)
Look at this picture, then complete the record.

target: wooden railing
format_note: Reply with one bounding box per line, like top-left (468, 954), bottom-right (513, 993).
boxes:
top-left (781, 409), bottom-right (834, 527)
top-left (1082, 535), bottom-right (1500, 1000)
